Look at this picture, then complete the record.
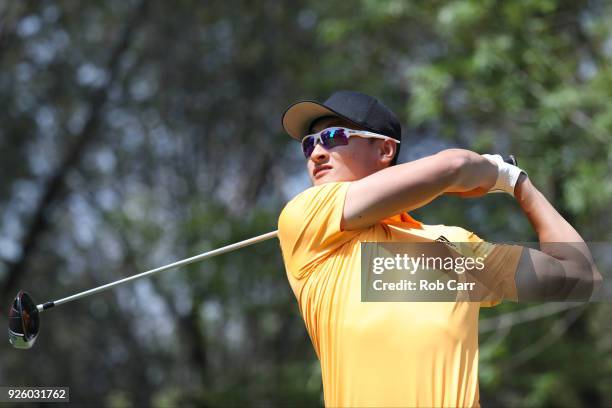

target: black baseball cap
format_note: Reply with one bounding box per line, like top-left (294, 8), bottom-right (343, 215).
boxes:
top-left (282, 90), bottom-right (402, 148)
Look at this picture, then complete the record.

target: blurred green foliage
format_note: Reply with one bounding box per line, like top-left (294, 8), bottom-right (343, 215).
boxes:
top-left (0, 0), bottom-right (610, 406)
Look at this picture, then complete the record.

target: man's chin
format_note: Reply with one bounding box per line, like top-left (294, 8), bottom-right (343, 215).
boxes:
top-left (312, 173), bottom-right (343, 185)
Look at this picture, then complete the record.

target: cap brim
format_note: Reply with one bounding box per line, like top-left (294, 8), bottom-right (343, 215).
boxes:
top-left (282, 101), bottom-right (362, 141)
top-left (282, 101), bottom-right (335, 140)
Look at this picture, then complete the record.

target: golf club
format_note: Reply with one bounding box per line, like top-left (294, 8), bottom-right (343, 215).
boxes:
top-left (8, 230), bottom-right (279, 349)
top-left (7, 155), bottom-right (519, 350)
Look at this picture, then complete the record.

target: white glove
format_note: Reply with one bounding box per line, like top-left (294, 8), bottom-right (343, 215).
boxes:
top-left (482, 154), bottom-right (526, 197)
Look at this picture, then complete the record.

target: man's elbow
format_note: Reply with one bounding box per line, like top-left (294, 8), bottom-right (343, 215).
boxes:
top-left (544, 259), bottom-right (602, 301)
top-left (590, 266), bottom-right (604, 299)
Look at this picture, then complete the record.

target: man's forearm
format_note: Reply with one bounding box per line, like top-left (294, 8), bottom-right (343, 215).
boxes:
top-left (342, 149), bottom-right (496, 230)
top-left (514, 174), bottom-right (583, 243)
top-left (513, 174), bottom-right (602, 299)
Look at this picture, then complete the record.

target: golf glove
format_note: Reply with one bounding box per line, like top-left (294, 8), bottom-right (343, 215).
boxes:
top-left (482, 154), bottom-right (526, 197)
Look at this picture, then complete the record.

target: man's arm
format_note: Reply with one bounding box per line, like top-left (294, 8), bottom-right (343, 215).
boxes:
top-left (342, 149), bottom-right (497, 230)
top-left (512, 174), bottom-right (603, 301)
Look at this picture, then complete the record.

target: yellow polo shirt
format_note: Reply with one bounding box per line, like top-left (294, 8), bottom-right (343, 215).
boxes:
top-left (278, 182), bottom-right (522, 408)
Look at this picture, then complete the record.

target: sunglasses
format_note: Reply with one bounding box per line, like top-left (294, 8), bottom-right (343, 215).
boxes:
top-left (301, 127), bottom-right (400, 158)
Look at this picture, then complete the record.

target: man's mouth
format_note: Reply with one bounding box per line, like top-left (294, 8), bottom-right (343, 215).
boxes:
top-left (313, 165), bottom-right (332, 178)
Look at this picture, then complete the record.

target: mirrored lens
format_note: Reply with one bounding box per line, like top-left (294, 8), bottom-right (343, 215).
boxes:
top-left (321, 128), bottom-right (349, 148)
top-left (302, 136), bottom-right (315, 158)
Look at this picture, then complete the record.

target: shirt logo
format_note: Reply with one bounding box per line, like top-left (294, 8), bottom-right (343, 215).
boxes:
top-left (435, 235), bottom-right (458, 250)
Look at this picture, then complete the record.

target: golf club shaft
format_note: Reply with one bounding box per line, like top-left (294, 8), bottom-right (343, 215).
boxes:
top-left (37, 230), bottom-right (279, 312)
top-left (34, 156), bottom-right (518, 312)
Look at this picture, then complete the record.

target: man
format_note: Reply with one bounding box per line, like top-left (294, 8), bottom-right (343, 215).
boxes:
top-left (277, 90), bottom-right (601, 407)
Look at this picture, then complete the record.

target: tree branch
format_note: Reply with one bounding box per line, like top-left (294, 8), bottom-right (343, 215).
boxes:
top-left (2, 0), bottom-right (150, 299)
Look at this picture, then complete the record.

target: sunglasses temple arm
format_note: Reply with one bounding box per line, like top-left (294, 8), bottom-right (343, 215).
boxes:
top-left (36, 230), bottom-right (279, 313)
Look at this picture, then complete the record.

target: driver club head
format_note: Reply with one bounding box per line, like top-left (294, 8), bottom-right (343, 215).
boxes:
top-left (8, 291), bottom-right (40, 349)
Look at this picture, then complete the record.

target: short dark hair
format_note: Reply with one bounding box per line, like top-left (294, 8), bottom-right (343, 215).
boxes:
top-left (308, 115), bottom-right (399, 166)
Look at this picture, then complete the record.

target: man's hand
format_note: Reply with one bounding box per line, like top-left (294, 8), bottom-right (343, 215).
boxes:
top-left (481, 154), bottom-right (526, 197)
top-left (446, 153), bottom-right (526, 198)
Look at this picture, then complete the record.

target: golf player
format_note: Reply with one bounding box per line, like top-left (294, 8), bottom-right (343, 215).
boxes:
top-left (277, 90), bottom-right (601, 407)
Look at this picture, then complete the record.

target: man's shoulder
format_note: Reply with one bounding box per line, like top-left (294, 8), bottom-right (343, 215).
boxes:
top-left (280, 182), bottom-right (350, 217)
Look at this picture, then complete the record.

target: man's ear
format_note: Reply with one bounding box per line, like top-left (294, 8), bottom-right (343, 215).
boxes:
top-left (379, 139), bottom-right (396, 167)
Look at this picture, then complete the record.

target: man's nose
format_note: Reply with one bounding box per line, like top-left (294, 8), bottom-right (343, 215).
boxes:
top-left (310, 142), bottom-right (329, 162)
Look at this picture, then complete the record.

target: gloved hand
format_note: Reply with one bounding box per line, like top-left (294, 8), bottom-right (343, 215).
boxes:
top-left (481, 154), bottom-right (527, 197)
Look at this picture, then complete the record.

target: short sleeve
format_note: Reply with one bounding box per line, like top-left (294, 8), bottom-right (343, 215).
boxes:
top-left (463, 230), bottom-right (523, 307)
top-left (278, 182), bottom-right (358, 280)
